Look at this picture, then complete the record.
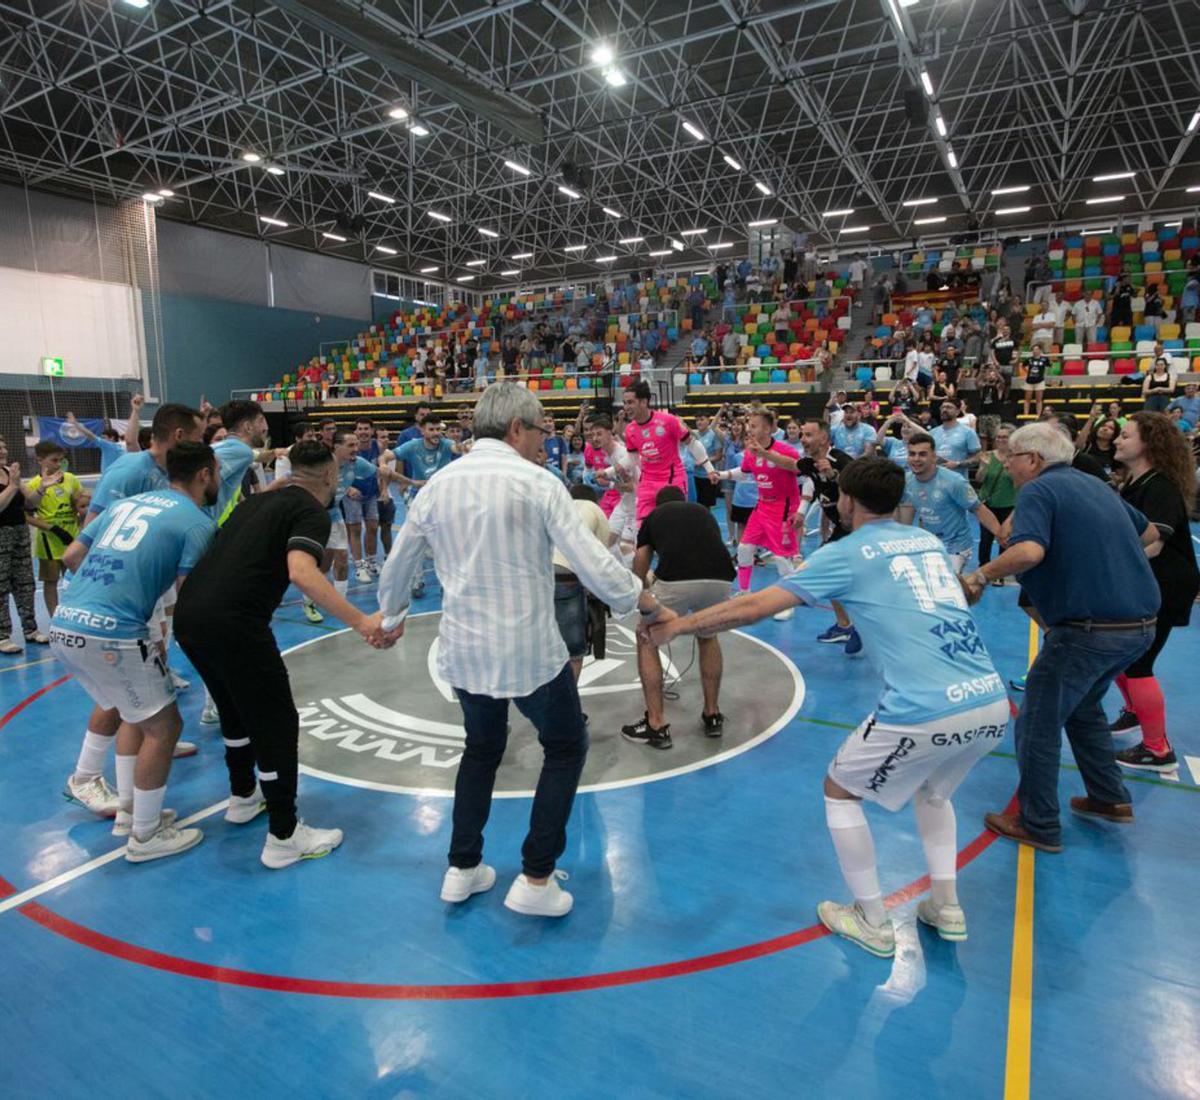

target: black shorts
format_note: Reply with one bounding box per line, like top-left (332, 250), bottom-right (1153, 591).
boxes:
top-left (694, 476), bottom-right (719, 508)
top-left (729, 503), bottom-right (755, 525)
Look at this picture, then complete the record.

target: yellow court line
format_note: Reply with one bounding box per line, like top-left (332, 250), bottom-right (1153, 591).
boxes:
top-left (1003, 617), bottom-right (1041, 1100)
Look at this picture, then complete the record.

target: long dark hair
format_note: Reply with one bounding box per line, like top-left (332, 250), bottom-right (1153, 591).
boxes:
top-left (1128, 412), bottom-right (1197, 505)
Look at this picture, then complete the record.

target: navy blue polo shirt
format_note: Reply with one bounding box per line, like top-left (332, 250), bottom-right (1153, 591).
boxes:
top-left (1009, 463), bottom-right (1160, 626)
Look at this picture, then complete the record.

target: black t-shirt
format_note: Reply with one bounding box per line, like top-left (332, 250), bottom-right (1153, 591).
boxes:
top-left (992, 336), bottom-right (1015, 367)
top-left (979, 381), bottom-right (1003, 411)
top-left (176, 485), bottom-right (331, 628)
top-left (1071, 451), bottom-right (1108, 480)
top-left (796, 447), bottom-right (854, 538)
top-left (637, 501), bottom-right (735, 582)
top-left (0, 470), bottom-right (24, 527)
top-left (1025, 355), bottom-right (1049, 385)
top-left (1121, 470), bottom-right (1199, 623)
top-left (938, 356), bottom-right (960, 385)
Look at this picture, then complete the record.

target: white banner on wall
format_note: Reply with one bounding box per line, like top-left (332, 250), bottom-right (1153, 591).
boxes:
top-left (0, 266), bottom-right (148, 387)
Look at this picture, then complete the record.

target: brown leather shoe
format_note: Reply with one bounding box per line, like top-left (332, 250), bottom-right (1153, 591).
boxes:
top-left (984, 811), bottom-right (1063, 853)
top-left (1069, 796), bottom-right (1134, 824)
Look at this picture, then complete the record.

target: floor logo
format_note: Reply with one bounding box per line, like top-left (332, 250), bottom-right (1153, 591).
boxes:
top-left (288, 613), bottom-right (803, 797)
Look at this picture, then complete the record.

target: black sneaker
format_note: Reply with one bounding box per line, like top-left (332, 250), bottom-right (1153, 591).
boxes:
top-left (702, 711), bottom-right (725, 737)
top-left (1109, 709), bottom-right (1141, 736)
top-left (622, 721), bottom-right (672, 750)
top-left (1115, 742), bottom-right (1177, 773)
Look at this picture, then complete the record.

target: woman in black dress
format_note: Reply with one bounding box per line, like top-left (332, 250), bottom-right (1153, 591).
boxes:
top-left (1108, 412), bottom-right (1200, 771)
top-left (1141, 356), bottom-right (1175, 413)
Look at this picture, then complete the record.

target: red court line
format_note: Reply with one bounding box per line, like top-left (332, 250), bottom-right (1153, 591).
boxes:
top-left (0, 674), bottom-right (71, 729)
top-left (0, 668), bottom-right (1018, 1000)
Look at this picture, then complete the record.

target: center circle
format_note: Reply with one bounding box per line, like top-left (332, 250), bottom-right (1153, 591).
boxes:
top-left (290, 612), bottom-right (804, 797)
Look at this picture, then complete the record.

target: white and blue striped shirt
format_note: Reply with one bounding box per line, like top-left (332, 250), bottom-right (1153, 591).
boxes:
top-left (377, 438), bottom-right (641, 697)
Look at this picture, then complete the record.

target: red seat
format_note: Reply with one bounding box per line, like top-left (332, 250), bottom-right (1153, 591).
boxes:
top-left (1063, 359), bottom-right (1086, 375)
top-left (1085, 342), bottom-right (1109, 355)
top-left (1112, 358), bottom-right (1136, 374)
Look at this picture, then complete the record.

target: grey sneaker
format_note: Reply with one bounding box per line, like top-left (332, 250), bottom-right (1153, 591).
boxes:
top-left (916, 898), bottom-right (968, 941)
top-left (817, 900), bottom-right (896, 957)
top-left (125, 822), bottom-right (204, 863)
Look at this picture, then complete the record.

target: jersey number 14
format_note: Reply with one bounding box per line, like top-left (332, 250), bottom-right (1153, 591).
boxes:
top-left (889, 552), bottom-right (967, 612)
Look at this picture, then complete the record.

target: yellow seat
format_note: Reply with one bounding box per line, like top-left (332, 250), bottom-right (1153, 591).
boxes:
top-left (1158, 323), bottom-right (1180, 340)
top-left (1110, 325), bottom-right (1131, 342)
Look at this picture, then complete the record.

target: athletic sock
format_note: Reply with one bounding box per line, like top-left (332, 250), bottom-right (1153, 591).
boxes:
top-left (73, 730), bottom-right (113, 783)
top-left (914, 791), bottom-right (959, 907)
top-left (131, 784), bottom-right (166, 841)
top-left (114, 753), bottom-right (137, 813)
top-left (1114, 672), bottom-right (1133, 711)
top-left (334, 578), bottom-right (348, 598)
top-left (1125, 675), bottom-right (1170, 755)
top-left (824, 796), bottom-right (887, 927)
top-left (737, 565), bottom-right (753, 591)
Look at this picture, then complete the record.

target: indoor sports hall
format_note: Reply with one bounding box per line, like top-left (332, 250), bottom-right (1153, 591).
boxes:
top-left (1, 1), bottom-right (1198, 1097)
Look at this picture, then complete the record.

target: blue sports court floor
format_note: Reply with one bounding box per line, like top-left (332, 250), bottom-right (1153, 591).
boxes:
top-left (1, 511), bottom-right (1197, 1098)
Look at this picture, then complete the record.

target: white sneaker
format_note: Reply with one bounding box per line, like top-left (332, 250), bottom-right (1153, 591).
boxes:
top-left (355, 562), bottom-right (372, 583)
top-left (200, 700), bottom-right (220, 725)
top-left (168, 667), bottom-right (190, 692)
top-left (125, 822), bottom-right (204, 862)
top-left (63, 774), bottom-right (120, 817)
top-left (172, 740), bottom-right (197, 759)
top-left (772, 606), bottom-right (795, 621)
top-left (113, 808), bottom-right (176, 837)
top-left (260, 821), bottom-right (343, 869)
top-left (0, 637), bottom-right (21, 655)
top-left (225, 784), bottom-right (267, 825)
top-left (441, 863), bottom-right (497, 903)
top-left (503, 870), bottom-right (573, 917)
top-left (817, 900), bottom-right (895, 957)
top-left (367, 559), bottom-right (380, 576)
top-left (916, 898), bottom-right (968, 941)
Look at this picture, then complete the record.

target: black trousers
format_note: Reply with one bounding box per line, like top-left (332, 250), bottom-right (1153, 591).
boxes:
top-left (176, 620), bottom-right (299, 838)
top-left (978, 504), bottom-right (1013, 565)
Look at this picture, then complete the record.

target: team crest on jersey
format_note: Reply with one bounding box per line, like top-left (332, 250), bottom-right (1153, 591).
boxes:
top-left (289, 613), bottom-right (802, 796)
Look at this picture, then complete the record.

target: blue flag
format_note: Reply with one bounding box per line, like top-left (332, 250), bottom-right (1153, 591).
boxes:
top-left (37, 416), bottom-right (105, 449)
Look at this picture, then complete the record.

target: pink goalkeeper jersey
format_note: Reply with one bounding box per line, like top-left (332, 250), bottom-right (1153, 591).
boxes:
top-left (624, 411), bottom-right (688, 483)
top-left (742, 441), bottom-right (801, 517)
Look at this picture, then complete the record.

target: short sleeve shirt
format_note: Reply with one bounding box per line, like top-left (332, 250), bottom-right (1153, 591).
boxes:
top-left (930, 423), bottom-right (980, 475)
top-left (90, 451), bottom-right (168, 514)
top-left (902, 468), bottom-right (980, 555)
top-left (27, 472), bottom-right (83, 528)
top-left (637, 501), bottom-right (736, 583)
top-left (830, 422), bottom-right (875, 458)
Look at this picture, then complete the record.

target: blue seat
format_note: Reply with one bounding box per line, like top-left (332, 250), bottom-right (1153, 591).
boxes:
top-left (1084, 264), bottom-right (1101, 276)
top-left (1102, 243), bottom-right (1120, 256)
top-left (1066, 235), bottom-right (1084, 249)
top-left (874, 325), bottom-right (892, 339)
top-left (1095, 326), bottom-right (1108, 342)
top-left (1143, 251), bottom-right (1161, 263)
top-left (769, 369), bottom-right (787, 383)
top-left (1164, 339), bottom-right (1185, 350)
top-left (719, 371), bottom-right (736, 384)
top-left (687, 372), bottom-right (703, 386)
top-left (1134, 324), bottom-right (1156, 341)
top-left (756, 343), bottom-right (771, 357)
top-left (579, 376), bottom-right (591, 389)
top-left (667, 327), bottom-right (678, 341)
top-left (855, 366), bottom-right (873, 384)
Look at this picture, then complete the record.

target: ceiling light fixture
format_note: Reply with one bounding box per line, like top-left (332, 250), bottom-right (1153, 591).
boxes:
top-left (511, 252), bottom-right (533, 259)
top-left (374, 244), bottom-right (397, 254)
top-left (504, 160), bottom-right (532, 176)
top-left (322, 232), bottom-right (347, 242)
top-left (591, 44), bottom-right (615, 67)
top-left (596, 255), bottom-right (617, 263)
top-left (995, 206), bottom-right (1031, 215)
top-left (754, 181), bottom-right (772, 195)
top-left (722, 154), bottom-right (743, 171)
top-left (1187, 185), bottom-right (1200, 193)
top-left (241, 151), bottom-right (262, 163)
top-left (680, 228), bottom-right (708, 236)
top-left (901, 197), bottom-right (938, 206)
top-left (563, 244), bottom-right (587, 252)
top-left (367, 191), bottom-right (396, 204)
top-left (465, 259), bottom-right (486, 267)
top-left (748, 218), bottom-right (778, 227)
top-left (708, 242), bottom-right (733, 250)
top-left (558, 185), bottom-right (582, 199)
top-left (500, 269), bottom-right (521, 276)
top-left (387, 106), bottom-right (409, 120)
top-left (1081, 227), bottom-right (1112, 236)
top-left (456, 275), bottom-right (475, 282)
top-left (602, 207), bottom-right (623, 218)
top-left (841, 226), bottom-right (870, 233)
top-left (1188, 109), bottom-right (1200, 133)
top-left (420, 266), bottom-right (439, 273)
top-left (991, 185), bottom-right (1030, 196)
top-left (478, 227), bottom-right (499, 238)
top-left (648, 249), bottom-right (672, 256)
top-left (1092, 171), bottom-right (1134, 182)
top-left (823, 208), bottom-right (855, 217)
top-left (934, 114), bottom-right (947, 137)
top-left (265, 165), bottom-right (285, 176)
top-left (920, 70), bottom-right (934, 96)
top-left (947, 149), bottom-right (959, 168)
top-left (1085, 195), bottom-right (1123, 204)
top-left (141, 192), bottom-right (164, 204)
top-left (618, 236), bottom-right (644, 244)
top-left (603, 68), bottom-right (627, 87)
top-left (914, 215), bottom-right (947, 225)
top-left (682, 121), bottom-right (706, 141)
top-left (156, 188), bottom-right (174, 198)
top-left (259, 216), bottom-right (288, 227)
top-left (121, 0), bottom-right (150, 8)
top-left (427, 210), bottom-right (451, 222)
top-left (408, 123), bottom-right (430, 137)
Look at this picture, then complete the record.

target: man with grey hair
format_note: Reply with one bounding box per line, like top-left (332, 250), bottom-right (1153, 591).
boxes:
top-left (377, 382), bottom-right (665, 917)
top-left (961, 422), bottom-right (1162, 853)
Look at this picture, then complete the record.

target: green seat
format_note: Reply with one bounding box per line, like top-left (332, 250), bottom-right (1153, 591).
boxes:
top-left (751, 370), bottom-right (769, 383)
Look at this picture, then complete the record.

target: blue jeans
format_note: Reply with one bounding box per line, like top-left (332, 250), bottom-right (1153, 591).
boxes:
top-left (1015, 623), bottom-right (1152, 844)
top-left (451, 663), bottom-right (588, 877)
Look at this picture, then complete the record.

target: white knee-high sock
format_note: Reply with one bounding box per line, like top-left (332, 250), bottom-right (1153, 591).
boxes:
top-left (914, 790), bottom-right (959, 907)
top-left (74, 729), bottom-right (113, 783)
top-left (824, 796), bottom-right (887, 926)
top-left (131, 784), bottom-right (166, 841)
top-left (115, 753), bottom-right (137, 813)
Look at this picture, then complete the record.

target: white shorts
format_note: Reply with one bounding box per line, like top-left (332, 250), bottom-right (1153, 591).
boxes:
top-left (828, 699), bottom-right (1011, 811)
top-left (947, 548), bottom-right (972, 575)
top-left (608, 497), bottom-right (638, 544)
top-left (327, 517), bottom-right (348, 552)
top-left (49, 628), bottom-right (176, 724)
top-left (650, 578), bottom-right (731, 638)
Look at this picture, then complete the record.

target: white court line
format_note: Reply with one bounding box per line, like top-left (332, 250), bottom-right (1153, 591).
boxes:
top-left (0, 799), bottom-right (228, 917)
top-left (1186, 756), bottom-right (1200, 786)
top-left (0, 655), bottom-right (58, 675)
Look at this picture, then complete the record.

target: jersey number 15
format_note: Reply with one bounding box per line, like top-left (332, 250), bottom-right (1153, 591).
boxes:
top-left (95, 501), bottom-right (162, 552)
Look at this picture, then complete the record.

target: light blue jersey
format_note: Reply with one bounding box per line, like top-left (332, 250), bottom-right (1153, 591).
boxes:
top-left (97, 438), bottom-right (126, 472)
top-left (333, 455), bottom-right (379, 516)
top-left (56, 489), bottom-right (215, 640)
top-left (395, 439), bottom-right (454, 496)
top-left (210, 437), bottom-right (256, 522)
top-left (930, 422), bottom-right (980, 475)
top-left (725, 444), bottom-right (759, 508)
top-left (882, 435), bottom-right (908, 466)
top-left (779, 520), bottom-right (1004, 724)
top-left (90, 451), bottom-right (168, 514)
top-left (831, 421), bottom-right (876, 458)
top-left (901, 468), bottom-right (980, 555)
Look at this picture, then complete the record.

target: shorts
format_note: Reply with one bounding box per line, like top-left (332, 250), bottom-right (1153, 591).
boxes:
top-left (49, 628), bottom-right (176, 724)
top-left (34, 525), bottom-right (77, 561)
top-left (729, 503), bottom-right (755, 525)
top-left (327, 517), bottom-right (348, 552)
top-left (694, 476), bottom-right (719, 508)
top-left (598, 489), bottom-right (621, 517)
top-left (947, 548), bottom-right (972, 575)
top-left (608, 497), bottom-right (638, 544)
top-left (1025, 381), bottom-right (1046, 392)
top-left (828, 698), bottom-right (1011, 812)
top-left (978, 414), bottom-right (1001, 440)
top-left (635, 471), bottom-right (688, 521)
top-left (742, 504), bottom-right (799, 558)
top-left (553, 579), bottom-right (588, 659)
top-left (341, 495), bottom-right (379, 523)
top-left (650, 578), bottom-right (732, 638)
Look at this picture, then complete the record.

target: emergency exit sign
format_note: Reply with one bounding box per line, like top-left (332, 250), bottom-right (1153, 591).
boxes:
top-left (42, 356), bottom-right (65, 377)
